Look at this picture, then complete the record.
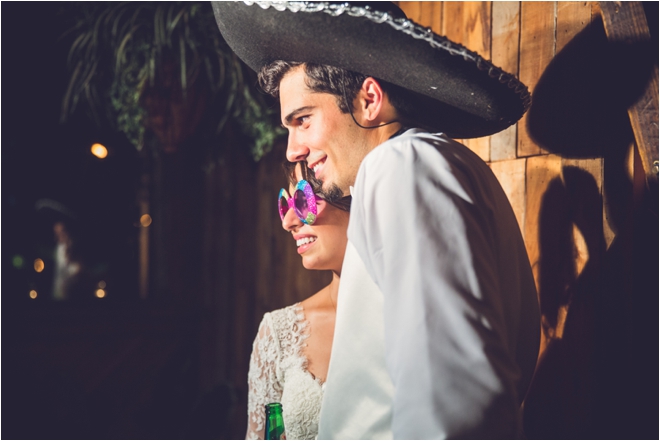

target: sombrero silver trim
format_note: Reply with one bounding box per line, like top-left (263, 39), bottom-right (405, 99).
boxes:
top-left (213, 1), bottom-right (531, 137)
top-left (246, 1), bottom-right (531, 109)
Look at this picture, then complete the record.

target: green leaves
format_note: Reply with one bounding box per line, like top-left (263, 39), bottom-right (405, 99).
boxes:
top-left (61, 2), bottom-right (283, 159)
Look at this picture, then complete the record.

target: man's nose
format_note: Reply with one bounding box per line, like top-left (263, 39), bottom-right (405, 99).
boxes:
top-left (286, 132), bottom-right (310, 162)
top-left (281, 206), bottom-right (302, 232)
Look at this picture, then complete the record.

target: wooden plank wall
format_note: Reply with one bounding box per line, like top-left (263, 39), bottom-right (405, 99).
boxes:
top-left (396, 2), bottom-right (656, 438)
top-left (398, 0), bottom-right (616, 347)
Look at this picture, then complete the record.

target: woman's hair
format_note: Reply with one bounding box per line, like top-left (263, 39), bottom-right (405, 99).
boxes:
top-left (282, 161), bottom-right (352, 212)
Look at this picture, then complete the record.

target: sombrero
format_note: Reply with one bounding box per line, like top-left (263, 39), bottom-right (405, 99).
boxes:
top-left (211, 1), bottom-right (531, 138)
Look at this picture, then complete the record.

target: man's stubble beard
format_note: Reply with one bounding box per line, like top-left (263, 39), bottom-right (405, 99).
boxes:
top-left (319, 182), bottom-right (346, 204)
top-left (318, 128), bottom-right (371, 203)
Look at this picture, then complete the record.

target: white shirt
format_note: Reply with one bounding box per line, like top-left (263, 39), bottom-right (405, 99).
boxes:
top-left (318, 129), bottom-right (540, 439)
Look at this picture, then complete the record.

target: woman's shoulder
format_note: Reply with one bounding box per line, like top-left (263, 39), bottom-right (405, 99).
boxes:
top-left (266, 302), bottom-right (303, 317)
top-left (264, 302), bottom-right (305, 333)
top-left (260, 303), bottom-right (309, 359)
top-left (251, 303), bottom-right (305, 360)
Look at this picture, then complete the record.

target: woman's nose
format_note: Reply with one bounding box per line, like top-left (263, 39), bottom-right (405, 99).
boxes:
top-left (281, 206), bottom-right (302, 232)
top-left (286, 132), bottom-right (310, 163)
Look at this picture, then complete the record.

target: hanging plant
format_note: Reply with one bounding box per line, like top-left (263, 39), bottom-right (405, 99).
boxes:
top-left (60, 1), bottom-right (284, 160)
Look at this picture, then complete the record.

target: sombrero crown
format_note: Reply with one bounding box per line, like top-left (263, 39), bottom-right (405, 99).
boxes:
top-left (212, 1), bottom-right (531, 138)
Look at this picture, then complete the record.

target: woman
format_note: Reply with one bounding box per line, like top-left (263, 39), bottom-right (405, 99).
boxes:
top-left (246, 162), bottom-right (351, 440)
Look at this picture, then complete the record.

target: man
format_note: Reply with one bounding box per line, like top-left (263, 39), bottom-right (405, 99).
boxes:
top-left (213, 2), bottom-right (540, 438)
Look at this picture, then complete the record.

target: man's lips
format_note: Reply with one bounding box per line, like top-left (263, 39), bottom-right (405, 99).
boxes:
top-left (309, 157), bottom-right (326, 177)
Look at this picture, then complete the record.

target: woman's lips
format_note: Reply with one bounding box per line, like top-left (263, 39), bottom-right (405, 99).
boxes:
top-left (296, 236), bottom-right (317, 254)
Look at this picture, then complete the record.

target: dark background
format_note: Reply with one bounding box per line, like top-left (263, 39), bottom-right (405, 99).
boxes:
top-left (3, 2), bottom-right (202, 439)
top-left (2, 2), bottom-right (329, 439)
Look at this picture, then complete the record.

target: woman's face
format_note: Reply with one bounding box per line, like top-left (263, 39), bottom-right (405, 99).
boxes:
top-left (281, 164), bottom-right (349, 274)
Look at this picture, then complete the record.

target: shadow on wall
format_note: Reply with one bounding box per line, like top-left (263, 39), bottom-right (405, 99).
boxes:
top-left (522, 16), bottom-right (658, 439)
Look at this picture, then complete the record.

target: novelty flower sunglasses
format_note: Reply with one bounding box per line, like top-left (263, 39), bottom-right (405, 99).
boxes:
top-left (278, 180), bottom-right (319, 225)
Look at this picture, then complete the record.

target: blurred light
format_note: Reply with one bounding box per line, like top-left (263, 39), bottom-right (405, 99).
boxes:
top-left (140, 214), bottom-right (152, 227)
top-left (98, 280), bottom-right (107, 289)
top-left (95, 289), bottom-right (106, 299)
top-left (29, 290), bottom-right (38, 299)
top-left (91, 143), bottom-right (108, 159)
top-left (12, 255), bottom-right (25, 269)
top-left (34, 258), bottom-right (45, 273)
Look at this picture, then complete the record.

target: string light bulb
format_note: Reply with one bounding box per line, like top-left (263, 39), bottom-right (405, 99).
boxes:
top-left (34, 258), bottom-right (45, 273)
top-left (140, 214), bottom-right (152, 227)
top-left (91, 143), bottom-right (108, 159)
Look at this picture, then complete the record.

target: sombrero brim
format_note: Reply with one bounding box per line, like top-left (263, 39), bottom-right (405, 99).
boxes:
top-left (212, 1), bottom-right (531, 139)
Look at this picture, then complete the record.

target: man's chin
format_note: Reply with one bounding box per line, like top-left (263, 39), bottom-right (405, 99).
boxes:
top-left (319, 183), bottom-right (345, 204)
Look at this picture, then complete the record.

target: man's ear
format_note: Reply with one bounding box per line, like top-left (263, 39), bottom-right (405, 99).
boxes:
top-left (357, 77), bottom-right (385, 123)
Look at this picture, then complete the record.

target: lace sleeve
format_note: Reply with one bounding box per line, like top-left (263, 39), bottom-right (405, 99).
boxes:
top-left (246, 314), bottom-right (283, 440)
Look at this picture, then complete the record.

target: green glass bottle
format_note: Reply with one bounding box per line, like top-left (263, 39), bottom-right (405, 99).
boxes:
top-left (264, 402), bottom-right (286, 440)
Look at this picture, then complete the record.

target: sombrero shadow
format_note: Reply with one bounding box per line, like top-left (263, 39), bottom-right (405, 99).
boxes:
top-left (212, 1), bottom-right (531, 139)
top-left (526, 16), bottom-right (654, 158)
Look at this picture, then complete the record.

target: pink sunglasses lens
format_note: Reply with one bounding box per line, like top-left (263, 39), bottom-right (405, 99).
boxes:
top-left (278, 195), bottom-right (289, 219)
top-left (294, 189), bottom-right (309, 219)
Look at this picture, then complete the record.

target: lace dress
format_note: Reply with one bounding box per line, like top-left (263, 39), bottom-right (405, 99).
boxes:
top-left (246, 303), bottom-right (324, 440)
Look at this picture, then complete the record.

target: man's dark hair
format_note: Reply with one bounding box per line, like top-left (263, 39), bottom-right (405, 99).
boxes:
top-left (258, 61), bottom-right (427, 128)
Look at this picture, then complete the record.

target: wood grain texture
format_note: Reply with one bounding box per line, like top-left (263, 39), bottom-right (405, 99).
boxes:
top-left (442, 1), bottom-right (491, 54)
top-left (465, 2), bottom-right (492, 58)
top-left (518, 1), bottom-right (556, 157)
top-left (490, 157), bottom-right (527, 235)
top-left (424, 1), bottom-right (443, 34)
top-left (491, 1), bottom-right (521, 73)
top-left (398, 2), bottom-right (443, 35)
top-left (491, 125), bottom-right (518, 162)
top-left (525, 154), bottom-right (563, 290)
top-left (556, 2), bottom-right (593, 52)
top-left (591, 0), bottom-right (601, 21)
top-left (491, 2), bottom-right (521, 161)
top-left (443, 2), bottom-right (493, 160)
top-left (600, 1), bottom-right (659, 188)
top-left (398, 1), bottom-right (422, 23)
top-left (442, 1), bottom-right (465, 39)
top-left (524, 154), bottom-right (562, 356)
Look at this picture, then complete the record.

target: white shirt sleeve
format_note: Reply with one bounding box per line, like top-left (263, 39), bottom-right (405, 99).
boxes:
top-left (348, 132), bottom-right (522, 439)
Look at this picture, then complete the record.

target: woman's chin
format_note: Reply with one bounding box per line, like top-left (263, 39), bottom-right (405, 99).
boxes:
top-left (302, 258), bottom-right (324, 271)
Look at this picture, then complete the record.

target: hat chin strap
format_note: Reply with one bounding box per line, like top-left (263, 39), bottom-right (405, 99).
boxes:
top-left (341, 76), bottom-right (399, 130)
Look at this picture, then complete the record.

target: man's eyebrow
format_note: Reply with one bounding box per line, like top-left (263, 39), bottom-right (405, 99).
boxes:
top-left (283, 106), bottom-right (315, 127)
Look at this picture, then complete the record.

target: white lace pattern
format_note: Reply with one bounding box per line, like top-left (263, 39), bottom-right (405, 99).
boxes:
top-left (246, 304), bottom-right (324, 440)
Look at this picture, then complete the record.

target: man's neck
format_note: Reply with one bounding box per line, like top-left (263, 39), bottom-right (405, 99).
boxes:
top-left (367, 122), bottom-right (404, 153)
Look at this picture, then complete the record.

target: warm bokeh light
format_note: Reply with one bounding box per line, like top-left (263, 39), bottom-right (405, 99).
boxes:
top-left (98, 280), bottom-right (107, 289)
top-left (34, 258), bottom-right (45, 273)
top-left (29, 290), bottom-right (38, 299)
top-left (96, 289), bottom-right (106, 298)
top-left (91, 143), bottom-right (108, 159)
top-left (13, 255), bottom-right (25, 269)
top-left (140, 214), bottom-right (152, 227)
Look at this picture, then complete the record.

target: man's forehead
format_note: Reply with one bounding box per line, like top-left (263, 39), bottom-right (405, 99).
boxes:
top-left (279, 68), bottom-right (315, 121)
top-left (280, 65), bottom-right (308, 92)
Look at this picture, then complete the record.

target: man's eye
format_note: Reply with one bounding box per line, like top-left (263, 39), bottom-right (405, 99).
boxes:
top-left (298, 115), bottom-right (310, 124)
